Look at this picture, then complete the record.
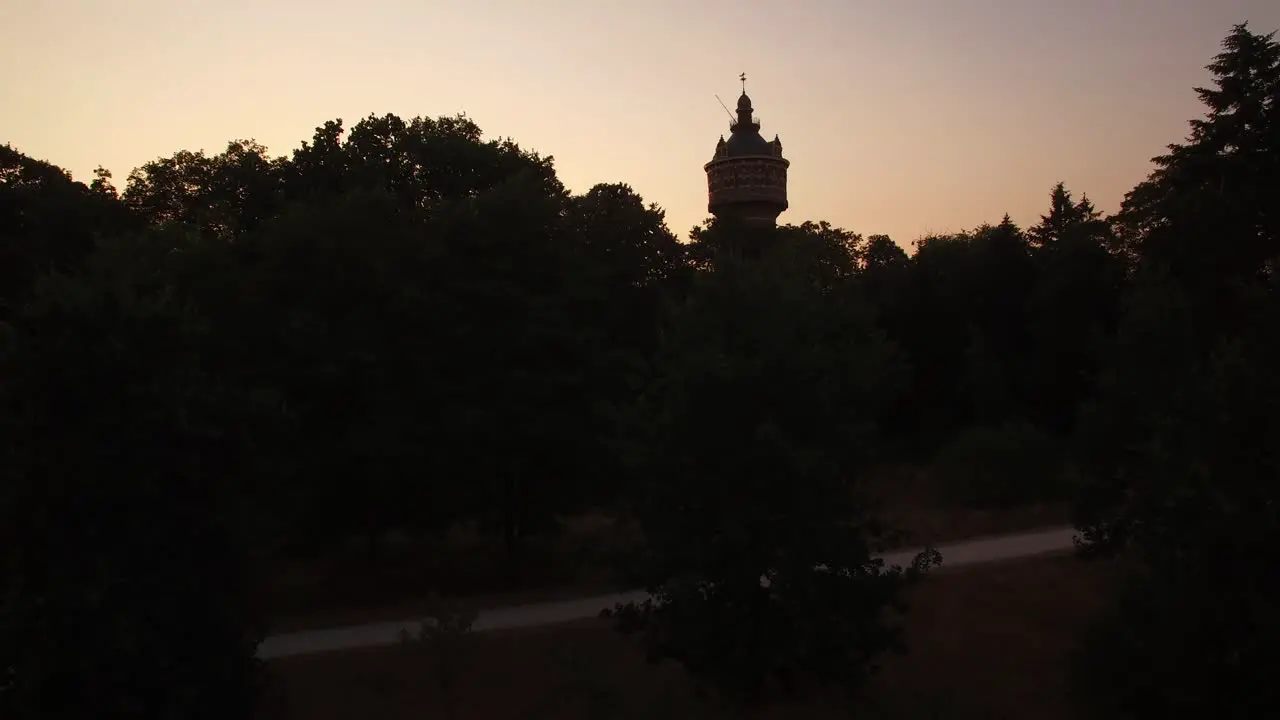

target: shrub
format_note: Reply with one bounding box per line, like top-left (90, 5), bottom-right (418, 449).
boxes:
top-left (931, 420), bottom-right (1072, 508)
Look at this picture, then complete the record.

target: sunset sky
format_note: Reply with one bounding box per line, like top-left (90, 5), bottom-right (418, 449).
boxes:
top-left (5, 0), bottom-right (1279, 245)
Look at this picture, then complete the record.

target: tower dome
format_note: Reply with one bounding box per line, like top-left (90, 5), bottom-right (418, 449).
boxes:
top-left (704, 77), bottom-right (789, 228)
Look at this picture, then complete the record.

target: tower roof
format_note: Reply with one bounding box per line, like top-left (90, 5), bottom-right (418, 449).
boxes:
top-left (720, 89), bottom-right (774, 158)
top-left (723, 127), bottom-right (775, 157)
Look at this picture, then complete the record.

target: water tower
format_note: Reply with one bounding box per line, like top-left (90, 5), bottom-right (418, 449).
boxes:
top-left (704, 75), bottom-right (790, 228)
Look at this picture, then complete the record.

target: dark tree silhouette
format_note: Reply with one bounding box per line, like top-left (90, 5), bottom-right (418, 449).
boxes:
top-left (2, 20), bottom-right (1279, 718)
top-left (1071, 22), bottom-right (1280, 718)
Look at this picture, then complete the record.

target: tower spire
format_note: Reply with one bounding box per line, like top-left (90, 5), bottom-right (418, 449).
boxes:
top-left (739, 72), bottom-right (746, 93)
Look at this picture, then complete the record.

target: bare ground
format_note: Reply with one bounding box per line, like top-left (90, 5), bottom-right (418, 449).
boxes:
top-left (260, 464), bottom-right (1072, 632)
top-left (260, 553), bottom-right (1119, 720)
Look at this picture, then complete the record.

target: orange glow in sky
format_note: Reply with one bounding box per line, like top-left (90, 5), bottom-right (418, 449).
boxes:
top-left (4, 0), bottom-right (1278, 243)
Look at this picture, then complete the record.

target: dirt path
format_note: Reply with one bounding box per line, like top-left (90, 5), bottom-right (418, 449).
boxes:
top-left (257, 525), bottom-right (1078, 660)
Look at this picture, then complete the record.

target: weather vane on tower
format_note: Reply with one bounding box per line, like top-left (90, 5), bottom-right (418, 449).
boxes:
top-left (739, 72), bottom-right (747, 93)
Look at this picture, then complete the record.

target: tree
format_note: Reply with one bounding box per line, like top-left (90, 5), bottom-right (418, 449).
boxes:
top-left (609, 242), bottom-right (934, 707)
top-left (0, 233), bottom-right (280, 719)
top-left (1075, 23), bottom-right (1280, 553)
top-left (1071, 270), bottom-right (1280, 717)
top-left (860, 234), bottom-right (908, 272)
top-left (1028, 182), bottom-right (1092, 247)
top-left (139, 114), bottom-right (592, 566)
top-left (1116, 23), bottom-right (1279, 304)
top-left (962, 218), bottom-right (1036, 422)
top-left (285, 113), bottom-right (565, 214)
top-left (1070, 23), bottom-right (1280, 716)
top-left (854, 234), bottom-right (910, 329)
top-left (774, 221), bottom-right (861, 290)
top-left (562, 183), bottom-right (690, 510)
top-left (201, 188), bottom-right (450, 558)
top-left (123, 140), bottom-right (286, 240)
top-left (286, 119), bottom-right (350, 200)
top-left (852, 235), bottom-right (916, 452)
top-left (566, 182), bottom-right (686, 289)
top-left (0, 145), bottom-right (137, 319)
top-left (1025, 185), bottom-right (1126, 433)
top-left (424, 169), bottom-right (603, 570)
top-left (897, 234), bottom-right (964, 441)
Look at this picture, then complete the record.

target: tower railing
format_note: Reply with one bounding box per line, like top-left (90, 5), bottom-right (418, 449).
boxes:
top-left (707, 148), bottom-right (788, 163)
top-left (729, 114), bottom-right (760, 130)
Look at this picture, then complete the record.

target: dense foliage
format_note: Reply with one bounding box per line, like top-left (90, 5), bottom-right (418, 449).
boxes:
top-left (0, 21), bottom-right (1276, 718)
top-left (1069, 22), bottom-right (1280, 718)
top-left (608, 239), bottom-right (936, 704)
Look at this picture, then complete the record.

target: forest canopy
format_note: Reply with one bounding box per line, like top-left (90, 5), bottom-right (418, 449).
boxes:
top-left (1, 21), bottom-right (1277, 720)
